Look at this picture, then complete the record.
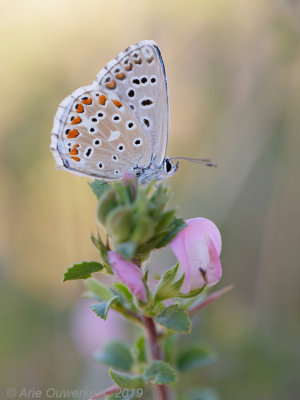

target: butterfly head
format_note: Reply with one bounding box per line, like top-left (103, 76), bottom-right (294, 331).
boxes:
top-left (164, 158), bottom-right (179, 177)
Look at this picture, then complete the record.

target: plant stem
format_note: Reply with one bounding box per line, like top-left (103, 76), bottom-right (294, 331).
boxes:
top-left (89, 385), bottom-right (120, 399)
top-left (143, 316), bottom-right (172, 400)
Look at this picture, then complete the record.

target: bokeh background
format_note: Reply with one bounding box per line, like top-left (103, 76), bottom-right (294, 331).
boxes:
top-left (1, 0), bottom-right (299, 399)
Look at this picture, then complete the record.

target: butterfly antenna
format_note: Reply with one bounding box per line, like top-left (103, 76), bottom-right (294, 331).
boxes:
top-left (168, 157), bottom-right (217, 167)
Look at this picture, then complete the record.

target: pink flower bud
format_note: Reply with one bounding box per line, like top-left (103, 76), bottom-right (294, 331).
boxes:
top-left (122, 170), bottom-right (136, 198)
top-left (108, 251), bottom-right (147, 302)
top-left (170, 218), bottom-right (222, 294)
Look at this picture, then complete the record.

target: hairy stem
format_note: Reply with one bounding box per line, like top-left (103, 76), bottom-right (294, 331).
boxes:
top-left (143, 316), bottom-right (172, 400)
top-left (89, 385), bottom-right (120, 400)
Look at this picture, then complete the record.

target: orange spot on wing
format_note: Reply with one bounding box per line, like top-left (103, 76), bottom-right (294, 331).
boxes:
top-left (74, 144), bottom-right (79, 147)
top-left (67, 129), bottom-right (79, 138)
top-left (125, 63), bottom-right (133, 71)
top-left (71, 156), bottom-right (80, 162)
top-left (99, 95), bottom-right (107, 105)
top-left (112, 99), bottom-right (123, 108)
top-left (81, 98), bottom-right (92, 105)
top-left (116, 72), bottom-right (125, 80)
top-left (71, 116), bottom-right (82, 125)
top-left (69, 147), bottom-right (78, 155)
top-left (75, 103), bottom-right (84, 113)
top-left (105, 80), bottom-right (116, 89)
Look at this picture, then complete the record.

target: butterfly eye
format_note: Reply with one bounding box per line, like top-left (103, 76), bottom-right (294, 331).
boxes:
top-left (165, 159), bottom-right (173, 173)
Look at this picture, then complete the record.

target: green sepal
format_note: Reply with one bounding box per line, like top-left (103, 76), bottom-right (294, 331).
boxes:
top-left (91, 296), bottom-right (118, 320)
top-left (143, 360), bottom-right (177, 385)
top-left (176, 344), bottom-right (217, 373)
top-left (115, 241), bottom-right (137, 260)
top-left (154, 209), bottom-right (176, 233)
top-left (106, 206), bottom-right (134, 243)
top-left (109, 369), bottom-right (144, 389)
top-left (156, 217), bottom-right (186, 248)
top-left (63, 261), bottom-right (103, 282)
top-left (154, 304), bottom-right (191, 333)
top-left (112, 283), bottom-right (139, 314)
top-left (85, 278), bottom-right (112, 301)
top-left (154, 264), bottom-right (180, 301)
top-left (88, 179), bottom-right (110, 199)
top-left (176, 285), bottom-right (207, 299)
top-left (97, 189), bottom-right (119, 225)
top-left (94, 340), bottom-right (134, 371)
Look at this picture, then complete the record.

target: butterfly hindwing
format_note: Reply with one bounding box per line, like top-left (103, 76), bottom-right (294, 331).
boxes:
top-left (51, 87), bottom-right (151, 179)
top-left (93, 40), bottom-right (169, 167)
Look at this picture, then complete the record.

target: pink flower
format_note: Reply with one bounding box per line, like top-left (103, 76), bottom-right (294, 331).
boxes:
top-left (108, 251), bottom-right (147, 302)
top-left (170, 218), bottom-right (222, 294)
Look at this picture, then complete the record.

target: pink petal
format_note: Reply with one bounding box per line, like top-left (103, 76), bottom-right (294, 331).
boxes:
top-left (108, 251), bottom-right (147, 302)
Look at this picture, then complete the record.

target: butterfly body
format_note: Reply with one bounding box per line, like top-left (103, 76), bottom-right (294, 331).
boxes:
top-left (51, 40), bottom-right (177, 183)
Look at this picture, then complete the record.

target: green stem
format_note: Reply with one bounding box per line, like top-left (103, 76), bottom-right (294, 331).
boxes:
top-left (143, 316), bottom-right (172, 400)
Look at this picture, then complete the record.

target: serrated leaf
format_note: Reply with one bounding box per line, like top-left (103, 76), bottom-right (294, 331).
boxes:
top-left (63, 261), bottom-right (103, 282)
top-left (109, 369), bottom-right (144, 389)
top-left (94, 340), bottom-right (134, 371)
top-left (85, 278), bottom-right (112, 301)
top-left (154, 305), bottom-right (191, 333)
top-left (144, 360), bottom-right (176, 385)
top-left (176, 345), bottom-right (217, 373)
top-left (133, 335), bottom-right (147, 363)
top-left (88, 179), bottom-right (110, 199)
top-left (91, 296), bottom-right (118, 320)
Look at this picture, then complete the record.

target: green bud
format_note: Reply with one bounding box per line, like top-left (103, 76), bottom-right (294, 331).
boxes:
top-left (106, 206), bottom-right (134, 243)
top-left (97, 189), bottom-right (118, 225)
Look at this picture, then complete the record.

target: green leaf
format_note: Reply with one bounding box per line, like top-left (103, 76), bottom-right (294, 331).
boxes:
top-left (88, 179), bottom-right (110, 199)
top-left (109, 369), bottom-right (144, 389)
top-left (133, 335), bottom-right (147, 363)
top-left (154, 305), bottom-right (191, 333)
top-left (94, 340), bottom-right (134, 371)
top-left (176, 345), bottom-right (217, 373)
top-left (90, 232), bottom-right (112, 273)
top-left (155, 209), bottom-right (176, 233)
top-left (177, 286), bottom-right (206, 299)
top-left (91, 296), bottom-right (118, 320)
top-left (144, 360), bottom-right (176, 385)
top-left (85, 278), bottom-right (112, 301)
top-left (63, 261), bottom-right (103, 282)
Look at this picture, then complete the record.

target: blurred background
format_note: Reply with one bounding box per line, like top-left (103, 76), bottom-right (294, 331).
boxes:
top-left (0, 0), bottom-right (299, 399)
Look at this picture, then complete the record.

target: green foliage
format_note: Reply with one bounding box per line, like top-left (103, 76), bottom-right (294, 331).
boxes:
top-left (91, 296), bottom-right (118, 320)
top-left (112, 283), bottom-right (139, 314)
top-left (85, 278), bottom-right (112, 301)
top-left (94, 340), bottom-right (134, 371)
top-left (154, 305), bottom-right (191, 333)
top-left (154, 264), bottom-right (185, 300)
top-left (144, 360), bottom-right (177, 385)
top-left (109, 369), bottom-right (144, 389)
top-left (62, 261), bottom-right (103, 282)
top-left (133, 335), bottom-right (147, 364)
top-left (88, 180), bottom-right (110, 199)
top-left (93, 178), bottom-right (186, 262)
top-left (176, 345), bottom-right (217, 372)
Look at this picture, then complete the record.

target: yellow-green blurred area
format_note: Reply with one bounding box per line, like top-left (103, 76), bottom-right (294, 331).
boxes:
top-left (0, 0), bottom-right (299, 398)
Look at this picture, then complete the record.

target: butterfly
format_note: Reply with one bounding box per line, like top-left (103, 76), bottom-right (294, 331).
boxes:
top-left (51, 40), bottom-right (214, 183)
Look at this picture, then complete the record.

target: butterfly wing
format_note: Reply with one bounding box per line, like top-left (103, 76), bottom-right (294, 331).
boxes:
top-left (51, 86), bottom-right (152, 179)
top-left (93, 40), bottom-right (169, 167)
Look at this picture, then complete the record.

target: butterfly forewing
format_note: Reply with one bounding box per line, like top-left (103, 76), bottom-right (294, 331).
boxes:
top-left (52, 88), bottom-right (151, 179)
top-left (93, 40), bottom-right (169, 167)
